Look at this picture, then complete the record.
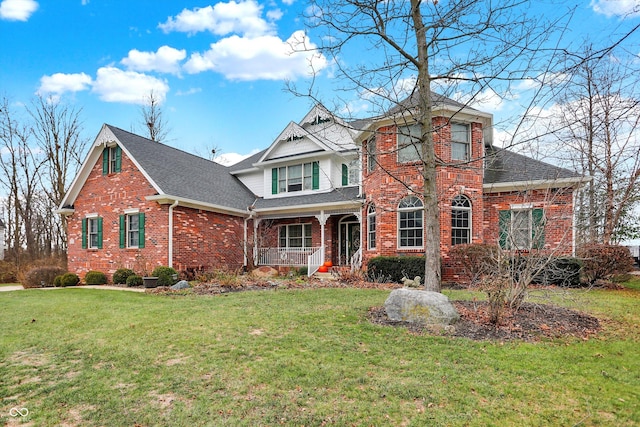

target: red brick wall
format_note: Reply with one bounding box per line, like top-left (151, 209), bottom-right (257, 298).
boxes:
top-left (483, 188), bottom-right (575, 254)
top-left (361, 119), bottom-right (485, 273)
top-left (67, 147), bottom-right (248, 280)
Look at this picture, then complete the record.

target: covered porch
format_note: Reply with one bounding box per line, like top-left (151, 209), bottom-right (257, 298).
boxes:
top-left (253, 209), bottom-right (363, 276)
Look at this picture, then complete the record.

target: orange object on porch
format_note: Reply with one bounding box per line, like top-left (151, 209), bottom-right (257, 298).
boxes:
top-left (323, 261), bottom-right (333, 267)
top-left (318, 266), bottom-right (329, 273)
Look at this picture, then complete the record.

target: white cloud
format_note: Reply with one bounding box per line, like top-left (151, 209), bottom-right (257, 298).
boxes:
top-left (0, 0), bottom-right (38, 21)
top-left (91, 67), bottom-right (169, 105)
top-left (121, 45), bottom-right (186, 75)
top-left (282, 0), bottom-right (296, 5)
top-left (591, 0), bottom-right (640, 17)
top-left (184, 30), bottom-right (327, 81)
top-left (158, 1), bottom-right (273, 37)
top-left (214, 149), bottom-right (261, 166)
top-left (37, 72), bottom-right (92, 95)
top-left (266, 8), bottom-right (283, 21)
top-left (176, 87), bottom-right (202, 96)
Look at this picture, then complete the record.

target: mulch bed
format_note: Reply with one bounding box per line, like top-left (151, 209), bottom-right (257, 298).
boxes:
top-left (146, 279), bottom-right (601, 342)
top-left (368, 300), bottom-right (600, 342)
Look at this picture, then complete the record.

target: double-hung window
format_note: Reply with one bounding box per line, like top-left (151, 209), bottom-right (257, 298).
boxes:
top-left (499, 207), bottom-right (545, 250)
top-left (272, 162), bottom-right (319, 194)
top-left (367, 137), bottom-right (377, 172)
top-left (342, 159), bottom-right (360, 186)
top-left (102, 145), bottom-right (122, 174)
top-left (119, 212), bottom-right (145, 249)
top-left (367, 204), bottom-right (376, 250)
top-left (397, 124), bottom-right (422, 163)
top-left (451, 123), bottom-right (470, 161)
top-left (82, 216), bottom-right (103, 249)
top-left (398, 196), bottom-right (424, 248)
top-left (451, 195), bottom-right (472, 245)
top-left (279, 224), bottom-right (312, 248)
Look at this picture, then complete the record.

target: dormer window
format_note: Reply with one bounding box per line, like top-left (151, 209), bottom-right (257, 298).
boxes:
top-left (311, 115), bottom-right (331, 125)
top-left (272, 161), bottom-right (320, 194)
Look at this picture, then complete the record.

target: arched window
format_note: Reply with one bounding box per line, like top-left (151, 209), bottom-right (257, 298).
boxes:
top-left (398, 196), bottom-right (423, 248)
top-left (367, 204), bottom-right (376, 250)
top-left (451, 195), bottom-right (471, 245)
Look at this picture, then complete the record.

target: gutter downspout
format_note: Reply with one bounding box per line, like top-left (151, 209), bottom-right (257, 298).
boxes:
top-left (168, 200), bottom-right (179, 268)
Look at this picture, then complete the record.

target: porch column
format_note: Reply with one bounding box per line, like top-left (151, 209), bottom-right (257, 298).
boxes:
top-left (253, 218), bottom-right (261, 266)
top-left (315, 211), bottom-right (328, 260)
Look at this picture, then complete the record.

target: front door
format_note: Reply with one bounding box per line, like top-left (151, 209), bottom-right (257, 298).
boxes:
top-left (339, 216), bottom-right (360, 266)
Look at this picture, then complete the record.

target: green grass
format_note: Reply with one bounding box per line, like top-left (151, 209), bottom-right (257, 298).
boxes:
top-left (1, 287), bottom-right (638, 426)
top-left (0, 283), bottom-right (20, 287)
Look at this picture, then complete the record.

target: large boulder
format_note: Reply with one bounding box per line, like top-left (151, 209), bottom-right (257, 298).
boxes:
top-left (384, 288), bottom-right (459, 325)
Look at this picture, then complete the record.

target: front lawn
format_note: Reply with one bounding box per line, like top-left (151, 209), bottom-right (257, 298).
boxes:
top-left (1, 287), bottom-right (638, 426)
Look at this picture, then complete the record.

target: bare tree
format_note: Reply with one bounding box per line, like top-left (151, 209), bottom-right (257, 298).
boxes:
top-left (550, 44), bottom-right (640, 244)
top-left (139, 90), bottom-right (170, 143)
top-left (29, 95), bottom-right (88, 252)
top-left (298, 0), bottom-right (573, 291)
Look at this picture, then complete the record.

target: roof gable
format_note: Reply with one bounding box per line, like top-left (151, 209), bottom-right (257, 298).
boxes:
top-left (257, 121), bottom-right (330, 164)
top-left (59, 124), bottom-right (256, 215)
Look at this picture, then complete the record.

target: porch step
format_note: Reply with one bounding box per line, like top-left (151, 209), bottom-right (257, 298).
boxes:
top-left (313, 272), bottom-right (336, 280)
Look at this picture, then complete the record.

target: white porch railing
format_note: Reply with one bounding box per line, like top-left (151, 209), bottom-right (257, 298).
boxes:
top-left (307, 247), bottom-right (325, 277)
top-left (257, 247), bottom-right (320, 267)
top-left (350, 247), bottom-right (362, 272)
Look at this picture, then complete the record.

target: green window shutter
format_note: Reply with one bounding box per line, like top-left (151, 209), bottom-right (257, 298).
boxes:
top-left (102, 148), bottom-right (109, 175)
top-left (138, 213), bottom-right (145, 248)
top-left (312, 161), bottom-right (319, 190)
top-left (342, 164), bottom-right (348, 186)
top-left (119, 215), bottom-right (126, 248)
top-left (498, 210), bottom-right (510, 249)
top-left (271, 168), bottom-right (278, 194)
top-left (81, 218), bottom-right (87, 249)
top-left (97, 217), bottom-right (103, 249)
top-left (532, 208), bottom-right (545, 249)
top-left (115, 146), bottom-right (122, 172)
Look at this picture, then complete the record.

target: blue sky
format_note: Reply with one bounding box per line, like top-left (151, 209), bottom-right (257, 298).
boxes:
top-left (1, 0), bottom-right (640, 165)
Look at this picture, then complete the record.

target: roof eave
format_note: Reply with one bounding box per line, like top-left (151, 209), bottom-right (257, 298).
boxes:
top-left (146, 194), bottom-right (249, 217)
top-left (483, 176), bottom-right (589, 193)
top-left (253, 199), bottom-right (363, 215)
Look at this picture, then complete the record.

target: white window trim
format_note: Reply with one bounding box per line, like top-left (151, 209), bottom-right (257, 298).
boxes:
top-left (125, 213), bottom-right (140, 249)
top-left (397, 196), bottom-right (424, 249)
top-left (451, 196), bottom-right (472, 246)
top-left (451, 122), bottom-right (471, 161)
top-left (87, 217), bottom-right (100, 249)
top-left (367, 205), bottom-right (376, 250)
top-left (279, 223), bottom-right (313, 249)
top-left (397, 124), bottom-right (422, 164)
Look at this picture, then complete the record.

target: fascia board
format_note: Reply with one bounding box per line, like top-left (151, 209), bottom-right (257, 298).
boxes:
top-left (146, 194), bottom-right (249, 217)
top-left (483, 176), bottom-right (590, 193)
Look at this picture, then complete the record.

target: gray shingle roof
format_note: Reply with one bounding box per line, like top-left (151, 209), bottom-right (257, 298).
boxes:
top-left (108, 125), bottom-right (256, 212)
top-left (387, 91), bottom-right (475, 116)
top-left (253, 187), bottom-right (361, 210)
top-left (484, 146), bottom-right (581, 184)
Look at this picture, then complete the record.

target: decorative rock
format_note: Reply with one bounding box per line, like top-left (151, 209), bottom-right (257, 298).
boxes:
top-left (252, 266), bottom-right (279, 278)
top-left (384, 288), bottom-right (459, 325)
top-left (401, 276), bottom-right (421, 288)
top-left (170, 280), bottom-right (190, 290)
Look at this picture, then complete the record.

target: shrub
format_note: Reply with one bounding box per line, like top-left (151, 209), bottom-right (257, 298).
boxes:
top-left (0, 260), bottom-right (18, 283)
top-left (151, 266), bottom-right (178, 286)
top-left (367, 256), bottom-right (425, 283)
top-left (126, 275), bottom-right (143, 287)
top-left (531, 257), bottom-right (583, 287)
top-left (113, 268), bottom-right (135, 285)
top-left (85, 270), bottom-right (107, 285)
top-left (578, 244), bottom-right (635, 284)
top-left (54, 275), bottom-right (63, 287)
top-left (60, 273), bottom-right (80, 287)
top-left (449, 243), bottom-right (500, 286)
top-left (23, 266), bottom-right (66, 288)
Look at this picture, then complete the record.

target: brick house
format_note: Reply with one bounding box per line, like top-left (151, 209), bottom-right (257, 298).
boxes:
top-left (59, 94), bottom-right (585, 282)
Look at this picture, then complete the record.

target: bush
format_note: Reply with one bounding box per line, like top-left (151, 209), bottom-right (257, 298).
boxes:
top-left (84, 270), bottom-right (107, 285)
top-left (578, 244), bottom-right (635, 284)
top-left (367, 256), bottom-right (425, 283)
top-left (0, 260), bottom-right (18, 283)
top-left (449, 244), bottom-right (500, 286)
top-left (54, 275), bottom-right (63, 287)
top-left (151, 266), bottom-right (178, 286)
top-left (113, 268), bottom-right (135, 285)
top-left (531, 257), bottom-right (583, 287)
top-left (60, 272), bottom-right (80, 287)
top-left (126, 275), bottom-right (143, 287)
top-left (23, 266), bottom-right (67, 288)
